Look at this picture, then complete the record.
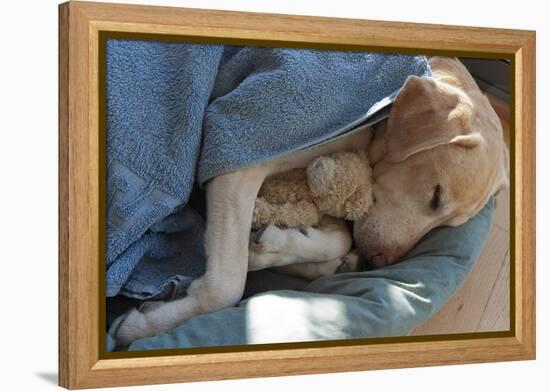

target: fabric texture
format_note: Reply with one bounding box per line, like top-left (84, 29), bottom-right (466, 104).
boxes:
top-left (125, 198), bottom-right (494, 350)
top-left (105, 40), bottom-right (432, 299)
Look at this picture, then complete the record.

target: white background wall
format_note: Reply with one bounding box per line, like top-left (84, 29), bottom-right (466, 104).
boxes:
top-left (0, 0), bottom-right (546, 389)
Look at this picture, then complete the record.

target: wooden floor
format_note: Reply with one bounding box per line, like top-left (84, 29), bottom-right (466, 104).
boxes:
top-left (412, 94), bottom-right (511, 336)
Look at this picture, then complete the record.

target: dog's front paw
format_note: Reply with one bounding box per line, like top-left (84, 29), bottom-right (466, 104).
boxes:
top-left (249, 225), bottom-right (288, 254)
top-left (109, 302), bottom-right (166, 347)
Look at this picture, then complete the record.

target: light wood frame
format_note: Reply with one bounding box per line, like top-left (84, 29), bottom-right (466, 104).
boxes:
top-left (59, 1), bottom-right (536, 388)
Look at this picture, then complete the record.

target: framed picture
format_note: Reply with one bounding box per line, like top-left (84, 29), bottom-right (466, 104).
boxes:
top-left (58, 1), bottom-right (535, 389)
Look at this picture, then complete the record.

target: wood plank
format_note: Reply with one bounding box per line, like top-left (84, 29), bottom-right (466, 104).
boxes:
top-left (58, 3), bottom-right (70, 388)
top-left (493, 186), bottom-right (510, 232)
top-left (412, 224), bottom-right (509, 336)
top-left (478, 253), bottom-right (511, 331)
top-left (515, 37), bottom-right (536, 355)
top-left (74, 1), bottom-right (531, 55)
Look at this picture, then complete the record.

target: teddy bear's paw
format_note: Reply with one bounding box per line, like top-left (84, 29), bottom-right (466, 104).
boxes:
top-left (336, 250), bottom-right (361, 274)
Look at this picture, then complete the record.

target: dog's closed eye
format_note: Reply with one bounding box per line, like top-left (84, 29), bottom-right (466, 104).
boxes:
top-left (430, 184), bottom-right (442, 210)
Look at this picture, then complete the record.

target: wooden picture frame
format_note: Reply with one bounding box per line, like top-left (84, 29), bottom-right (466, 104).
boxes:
top-left (58, 1), bottom-right (536, 388)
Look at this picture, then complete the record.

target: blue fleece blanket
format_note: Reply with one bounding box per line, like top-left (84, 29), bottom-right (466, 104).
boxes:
top-left (105, 40), bottom-right (431, 299)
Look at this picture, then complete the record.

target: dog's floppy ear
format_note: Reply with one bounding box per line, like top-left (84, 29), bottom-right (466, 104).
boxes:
top-left (384, 75), bottom-right (481, 163)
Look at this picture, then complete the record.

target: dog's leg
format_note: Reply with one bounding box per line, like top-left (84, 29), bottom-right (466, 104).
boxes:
top-left (248, 216), bottom-right (352, 271)
top-left (110, 166), bottom-right (269, 346)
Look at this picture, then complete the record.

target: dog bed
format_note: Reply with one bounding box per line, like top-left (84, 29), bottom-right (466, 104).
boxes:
top-left (110, 198), bottom-right (493, 350)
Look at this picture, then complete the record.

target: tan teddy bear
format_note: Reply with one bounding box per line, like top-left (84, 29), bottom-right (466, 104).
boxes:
top-left (252, 150), bottom-right (373, 229)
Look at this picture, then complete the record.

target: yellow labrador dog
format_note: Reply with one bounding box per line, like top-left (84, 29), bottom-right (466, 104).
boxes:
top-left (111, 57), bottom-right (509, 346)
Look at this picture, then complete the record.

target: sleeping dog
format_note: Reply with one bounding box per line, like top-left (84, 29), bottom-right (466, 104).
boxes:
top-left (110, 57), bottom-right (509, 346)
